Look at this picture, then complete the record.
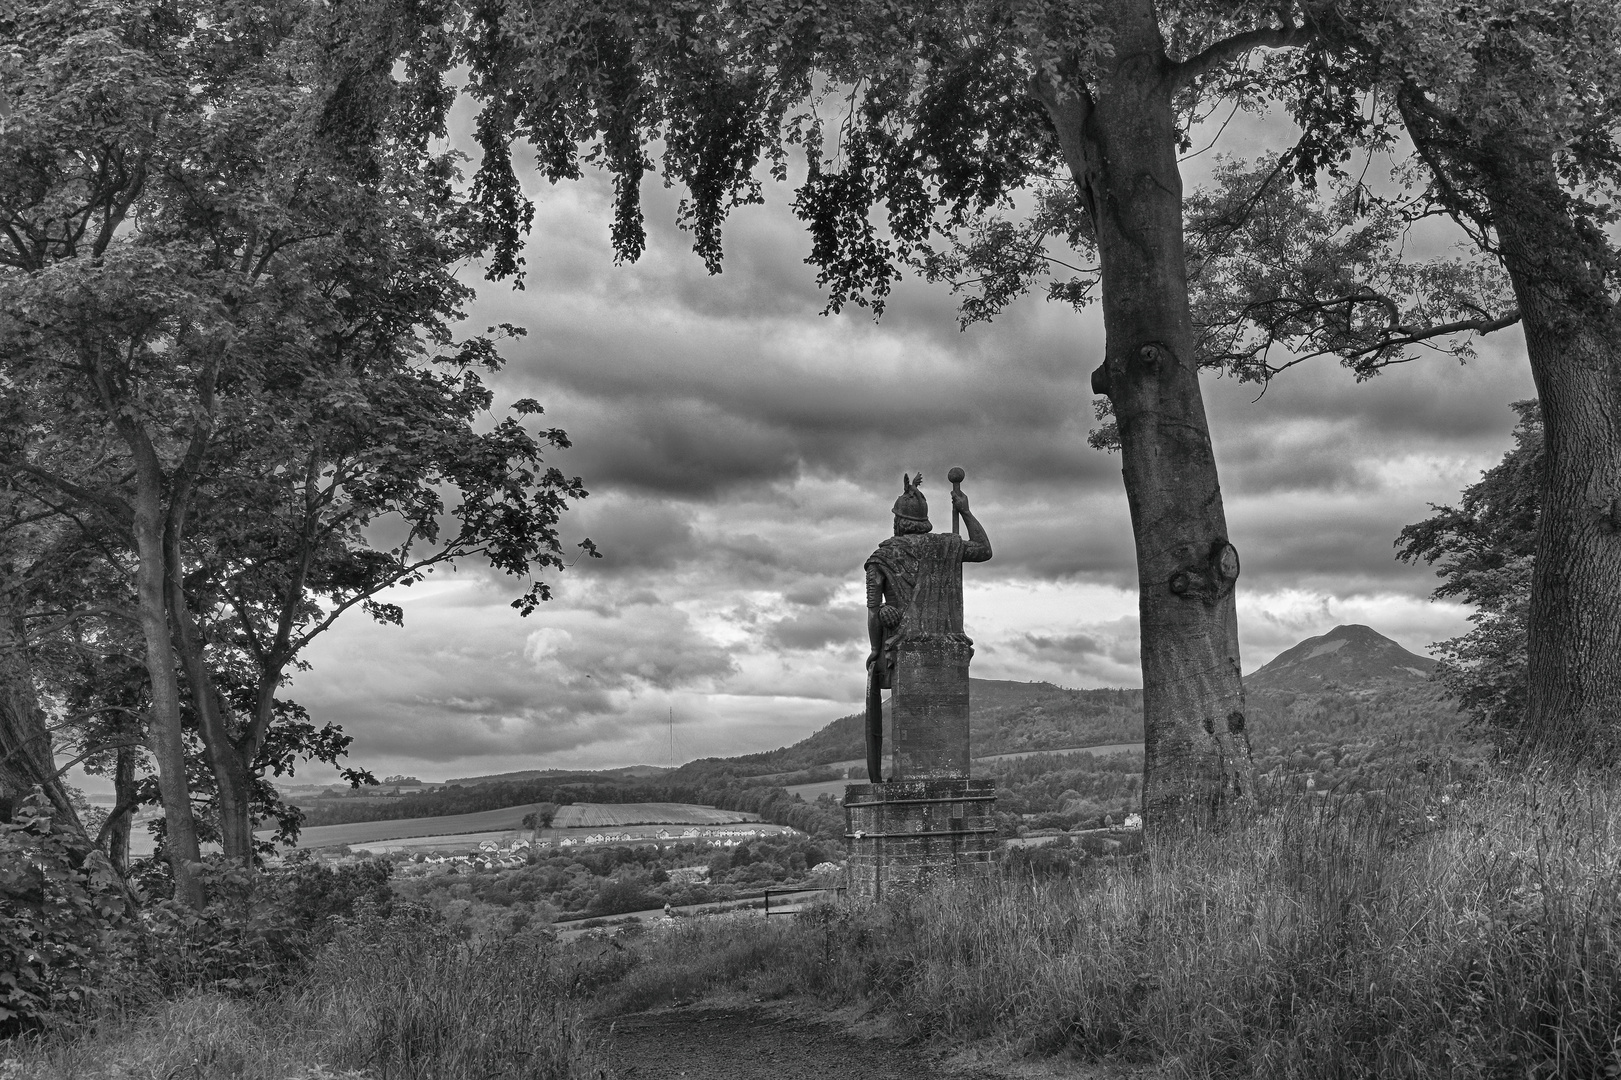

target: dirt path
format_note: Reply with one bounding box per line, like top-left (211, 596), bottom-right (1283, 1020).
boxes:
top-left (595, 1003), bottom-right (1011, 1080)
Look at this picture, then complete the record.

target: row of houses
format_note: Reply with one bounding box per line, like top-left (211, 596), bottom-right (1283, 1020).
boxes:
top-left (389, 825), bottom-right (784, 868)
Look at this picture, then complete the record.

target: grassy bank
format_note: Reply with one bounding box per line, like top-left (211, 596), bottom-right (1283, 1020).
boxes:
top-left (2, 909), bottom-right (615, 1080)
top-left (8, 769), bottom-right (1618, 1079)
top-left (594, 771), bottom-right (1621, 1078)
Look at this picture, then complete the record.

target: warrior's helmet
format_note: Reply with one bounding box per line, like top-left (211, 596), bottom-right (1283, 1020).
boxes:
top-left (892, 472), bottom-right (931, 530)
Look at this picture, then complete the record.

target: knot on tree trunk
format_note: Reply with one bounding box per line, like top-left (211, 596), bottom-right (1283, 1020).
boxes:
top-left (1095, 341), bottom-right (1177, 399)
top-left (1167, 539), bottom-right (1240, 605)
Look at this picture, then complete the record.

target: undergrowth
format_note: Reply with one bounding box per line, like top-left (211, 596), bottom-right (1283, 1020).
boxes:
top-left (2, 905), bottom-right (613, 1080)
top-left (596, 769), bottom-right (1621, 1079)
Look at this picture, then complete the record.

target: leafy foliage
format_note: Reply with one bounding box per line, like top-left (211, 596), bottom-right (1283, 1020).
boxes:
top-left (1184, 154), bottom-right (1518, 382)
top-left (1398, 401), bottom-right (1541, 747)
top-left (1, 0), bottom-right (597, 875)
top-left (0, 792), bottom-right (131, 1036)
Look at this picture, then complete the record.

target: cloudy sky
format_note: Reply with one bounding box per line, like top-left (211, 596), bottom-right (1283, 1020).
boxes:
top-left (282, 104), bottom-right (1536, 785)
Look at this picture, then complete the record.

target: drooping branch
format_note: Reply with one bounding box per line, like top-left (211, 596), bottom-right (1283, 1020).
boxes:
top-left (1167, 23), bottom-right (1314, 92)
top-left (1251, 305), bottom-right (1521, 380)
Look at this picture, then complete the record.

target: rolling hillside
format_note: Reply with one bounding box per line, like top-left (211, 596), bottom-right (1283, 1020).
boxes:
top-left (709, 679), bottom-right (1143, 776)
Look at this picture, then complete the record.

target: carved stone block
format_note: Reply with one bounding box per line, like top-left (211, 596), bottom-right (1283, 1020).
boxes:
top-left (843, 778), bottom-right (997, 903)
top-left (891, 635), bottom-right (973, 779)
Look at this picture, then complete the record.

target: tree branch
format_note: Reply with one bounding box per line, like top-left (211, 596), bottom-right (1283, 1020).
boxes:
top-left (1168, 23), bottom-right (1314, 92)
top-left (3, 460), bottom-right (133, 527)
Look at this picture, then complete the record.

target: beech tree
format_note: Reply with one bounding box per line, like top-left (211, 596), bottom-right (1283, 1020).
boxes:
top-left (1168, 3), bottom-right (1620, 758)
top-left (1317, 3), bottom-right (1621, 761)
top-left (443, 0), bottom-right (1376, 827)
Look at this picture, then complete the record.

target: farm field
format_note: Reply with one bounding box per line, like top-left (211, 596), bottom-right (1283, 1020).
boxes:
top-left (551, 802), bottom-right (757, 828)
top-left (123, 800), bottom-right (766, 857)
top-left (784, 779), bottom-right (852, 801)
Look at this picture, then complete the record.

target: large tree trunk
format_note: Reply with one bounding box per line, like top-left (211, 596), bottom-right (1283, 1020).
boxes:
top-left (165, 535), bottom-right (257, 867)
top-left (130, 481), bottom-right (207, 907)
top-left (1035, 3), bottom-right (1255, 830)
top-left (1485, 165), bottom-right (1621, 761)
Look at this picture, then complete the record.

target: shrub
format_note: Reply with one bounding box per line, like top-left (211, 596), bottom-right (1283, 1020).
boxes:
top-left (123, 856), bottom-right (398, 1000)
top-left (273, 856), bottom-right (394, 943)
top-left (586, 876), bottom-right (655, 918)
top-left (0, 793), bottom-right (132, 1037)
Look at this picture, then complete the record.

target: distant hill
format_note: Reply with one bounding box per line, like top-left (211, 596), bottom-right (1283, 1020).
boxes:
top-left (442, 764), bottom-right (671, 787)
top-left (1247, 624), bottom-right (1437, 694)
top-left (707, 679), bottom-right (1143, 777)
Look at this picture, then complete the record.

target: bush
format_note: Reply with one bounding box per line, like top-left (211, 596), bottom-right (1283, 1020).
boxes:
top-left (586, 876), bottom-right (654, 917)
top-left (122, 856), bottom-right (399, 1000)
top-left (274, 856), bottom-right (394, 943)
top-left (0, 793), bottom-right (132, 1037)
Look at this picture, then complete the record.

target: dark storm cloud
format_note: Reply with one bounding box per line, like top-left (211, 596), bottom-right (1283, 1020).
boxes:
top-left (570, 496), bottom-right (699, 573)
top-left (526, 606), bottom-right (738, 692)
top-left (783, 578), bottom-right (839, 607)
top-left (1207, 340), bottom-right (1536, 499)
top-left (1017, 628), bottom-right (1141, 670)
top-left (1021, 631), bottom-right (1106, 659)
top-left (765, 603), bottom-right (865, 651)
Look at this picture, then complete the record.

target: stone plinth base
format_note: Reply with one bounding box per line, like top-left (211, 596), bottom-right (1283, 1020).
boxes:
top-left (843, 778), bottom-right (997, 903)
top-left (891, 635), bottom-right (973, 779)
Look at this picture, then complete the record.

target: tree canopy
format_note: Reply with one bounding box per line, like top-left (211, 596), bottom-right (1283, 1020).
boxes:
top-left (0, 0), bottom-right (595, 899)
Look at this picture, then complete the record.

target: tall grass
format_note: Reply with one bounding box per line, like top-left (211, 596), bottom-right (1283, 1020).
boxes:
top-left (3, 908), bottom-right (612, 1080)
top-left (302, 909), bottom-right (613, 1079)
top-left (606, 771), bottom-right (1621, 1078)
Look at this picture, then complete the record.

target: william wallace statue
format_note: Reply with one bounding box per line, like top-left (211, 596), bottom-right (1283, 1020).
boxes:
top-left (863, 471), bottom-right (991, 782)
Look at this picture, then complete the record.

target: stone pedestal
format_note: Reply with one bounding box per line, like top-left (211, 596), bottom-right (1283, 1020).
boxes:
top-left (843, 777), bottom-right (997, 902)
top-left (890, 635), bottom-right (972, 779)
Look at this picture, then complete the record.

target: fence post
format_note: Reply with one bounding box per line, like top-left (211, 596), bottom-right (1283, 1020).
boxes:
top-left (764, 888), bottom-right (770, 917)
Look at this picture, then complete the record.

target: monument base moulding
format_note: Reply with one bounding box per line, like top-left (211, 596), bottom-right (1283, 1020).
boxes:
top-left (843, 777), bottom-right (997, 903)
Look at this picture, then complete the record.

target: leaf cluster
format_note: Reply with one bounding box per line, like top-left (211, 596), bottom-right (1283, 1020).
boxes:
top-left (0, 792), bottom-right (132, 1036)
top-left (1397, 401), bottom-right (1541, 745)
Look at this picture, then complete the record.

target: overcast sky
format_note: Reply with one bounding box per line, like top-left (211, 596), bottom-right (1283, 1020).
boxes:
top-left (279, 106), bottom-right (1537, 786)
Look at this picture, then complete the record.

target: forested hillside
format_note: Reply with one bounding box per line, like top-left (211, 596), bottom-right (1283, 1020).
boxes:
top-left (716, 679), bottom-right (1143, 776)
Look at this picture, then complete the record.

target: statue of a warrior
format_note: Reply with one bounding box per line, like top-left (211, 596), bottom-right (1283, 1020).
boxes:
top-left (863, 471), bottom-right (991, 781)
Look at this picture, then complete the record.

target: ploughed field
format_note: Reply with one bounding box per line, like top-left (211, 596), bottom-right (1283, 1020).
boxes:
top-left (551, 802), bottom-right (755, 828)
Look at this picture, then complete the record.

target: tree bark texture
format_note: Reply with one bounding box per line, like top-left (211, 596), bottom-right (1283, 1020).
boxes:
top-left (1035, 3), bottom-right (1255, 829)
top-left (130, 478), bottom-right (207, 907)
top-left (0, 582), bottom-right (83, 831)
top-left (99, 743), bottom-right (138, 874)
top-left (1485, 165), bottom-right (1621, 760)
top-left (166, 531), bottom-right (256, 866)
